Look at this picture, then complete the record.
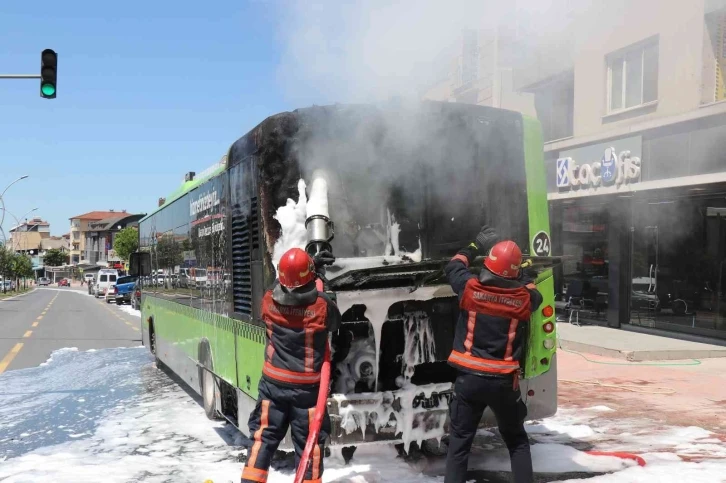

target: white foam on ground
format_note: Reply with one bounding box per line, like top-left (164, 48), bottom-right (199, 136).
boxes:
top-left (117, 304), bottom-right (141, 318)
top-left (3, 351), bottom-right (726, 482)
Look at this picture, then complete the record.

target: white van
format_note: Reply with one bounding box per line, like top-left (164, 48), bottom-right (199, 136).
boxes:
top-left (94, 269), bottom-right (118, 298)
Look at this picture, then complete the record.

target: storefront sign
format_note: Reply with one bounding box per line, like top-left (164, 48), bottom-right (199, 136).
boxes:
top-left (556, 136), bottom-right (642, 190)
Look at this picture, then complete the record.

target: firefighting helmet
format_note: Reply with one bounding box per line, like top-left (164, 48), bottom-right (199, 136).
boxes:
top-left (484, 240), bottom-right (522, 279)
top-left (278, 248), bottom-right (315, 289)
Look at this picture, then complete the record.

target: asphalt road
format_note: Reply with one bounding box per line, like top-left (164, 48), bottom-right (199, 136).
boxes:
top-left (0, 288), bottom-right (142, 373)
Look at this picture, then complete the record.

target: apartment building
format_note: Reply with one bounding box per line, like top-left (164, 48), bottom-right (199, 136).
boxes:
top-left (513, 0), bottom-right (726, 339)
top-left (82, 213), bottom-right (144, 268)
top-left (8, 217), bottom-right (51, 253)
top-left (69, 210), bottom-right (126, 265)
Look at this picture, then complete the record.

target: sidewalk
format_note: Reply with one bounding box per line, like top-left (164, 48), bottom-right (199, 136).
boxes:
top-left (557, 349), bottom-right (726, 431)
top-left (557, 322), bottom-right (726, 361)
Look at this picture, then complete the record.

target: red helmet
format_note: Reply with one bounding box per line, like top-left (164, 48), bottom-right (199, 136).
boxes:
top-left (484, 240), bottom-right (522, 279)
top-left (278, 248), bottom-right (315, 288)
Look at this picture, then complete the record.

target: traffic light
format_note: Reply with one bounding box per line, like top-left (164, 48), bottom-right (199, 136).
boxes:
top-left (40, 49), bottom-right (57, 99)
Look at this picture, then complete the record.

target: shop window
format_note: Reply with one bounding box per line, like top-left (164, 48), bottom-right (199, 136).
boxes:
top-left (559, 206), bottom-right (609, 321)
top-left (607, 38), bottom-right (658, 113)
top-left (630, 197), bottom-right (726, 338)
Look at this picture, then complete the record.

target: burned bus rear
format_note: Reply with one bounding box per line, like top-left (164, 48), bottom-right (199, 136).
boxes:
top-left (227, 101), bottom-right (556, 449)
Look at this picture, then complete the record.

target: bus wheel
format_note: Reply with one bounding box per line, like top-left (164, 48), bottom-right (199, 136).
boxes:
top-left (200, 345), bottom-right (222, 421)
top-left (149, 322), bottom-right (162, 367)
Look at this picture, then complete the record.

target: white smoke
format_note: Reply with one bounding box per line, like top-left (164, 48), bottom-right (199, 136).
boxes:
top-left (275, 0), bottom-right (504, 104)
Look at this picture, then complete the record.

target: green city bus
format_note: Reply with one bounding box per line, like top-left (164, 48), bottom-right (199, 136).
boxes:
top-left (135, 101), bottom-right (557, 450)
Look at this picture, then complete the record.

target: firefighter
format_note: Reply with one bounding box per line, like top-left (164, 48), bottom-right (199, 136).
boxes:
top-left (241, 247), bottom-right (341, 483)
top-left (444, 227), bottom-right (542, 483)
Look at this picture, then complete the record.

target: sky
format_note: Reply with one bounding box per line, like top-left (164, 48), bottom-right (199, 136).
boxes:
top-left (0, 0), bottom-right (502, 238)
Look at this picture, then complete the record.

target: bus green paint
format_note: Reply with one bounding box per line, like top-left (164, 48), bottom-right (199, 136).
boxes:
top-left (522, 114), bottom-right (556, 379)
top-left (141, 296), bottom-right (265, 399)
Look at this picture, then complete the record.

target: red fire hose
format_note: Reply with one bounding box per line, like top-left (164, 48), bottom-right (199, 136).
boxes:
top-left (585, 451), bottom-right (647, 467)
top-left (294, 341), bottom-right (331, 483)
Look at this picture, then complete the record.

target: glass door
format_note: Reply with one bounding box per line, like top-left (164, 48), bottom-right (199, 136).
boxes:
top-left (630, 220), bottom-right (659, 327)
top-left (630, 196), bottom-right (726, 337)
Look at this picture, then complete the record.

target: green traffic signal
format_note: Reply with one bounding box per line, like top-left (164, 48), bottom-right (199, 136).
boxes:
top-left (40, 49), bottom-right (58, 99)
top-left (41, 83), bottom-right (56, 97)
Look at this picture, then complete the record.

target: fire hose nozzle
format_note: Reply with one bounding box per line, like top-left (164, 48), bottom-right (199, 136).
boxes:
top-left (305, 214), bottom-right (335, 257)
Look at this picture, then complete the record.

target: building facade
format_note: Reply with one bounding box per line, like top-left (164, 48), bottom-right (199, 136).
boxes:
top-left (423, 20), bottom-right (536, 116)
top-left (8, 217), bottom-right (51, 253)
top-left (69, 210), bottom-right (126, 265)
top-left (514, 0), bottom-right (726, 340)
top-left (82, 213), bottom-right (144, 268)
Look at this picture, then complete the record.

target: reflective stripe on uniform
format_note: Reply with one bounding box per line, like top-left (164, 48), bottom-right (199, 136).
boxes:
top-left (247, 400), bottom-right (270, 470)
top-left (263, 361), bottom-right (321, 384)
top-left (451, 254), bottom-right (470, 267)
top-left (448, 350), bottom-right (519, 374)
top-left (305, 328), bottom-right (314, 372)
top-left (504, 318), bottom-right (519, 361)
top-left (241, 467), bottom-right (269, 482)
top-left (464, 311), bottom-right (476, 355)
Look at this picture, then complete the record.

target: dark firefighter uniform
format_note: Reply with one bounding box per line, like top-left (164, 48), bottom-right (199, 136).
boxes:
top-left (444, 237), bottom-right (542, 483)
top-left (241, 276), bottom-right (341, 483)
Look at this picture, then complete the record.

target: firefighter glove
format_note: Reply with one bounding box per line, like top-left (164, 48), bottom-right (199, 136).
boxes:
top-left (475, 225), bottom-right (500, 253)
top-left (313, 250), bottom-right (336, 269)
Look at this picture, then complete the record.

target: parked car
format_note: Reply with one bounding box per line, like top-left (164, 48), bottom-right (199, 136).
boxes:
top-left (58, 278), bottom-right (69, 287)
top-left (131, 280), bottom-right (142, 310)
top-left (94, 269), bottom-right (118, 298)
top-left (38, 277), bottom-right (50, 287)
top-left (111, 275), bottom-right (138, 305)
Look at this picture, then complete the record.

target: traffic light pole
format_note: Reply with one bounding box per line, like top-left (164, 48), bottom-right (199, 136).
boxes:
top-left (0, 74), bottom-right (41, 79)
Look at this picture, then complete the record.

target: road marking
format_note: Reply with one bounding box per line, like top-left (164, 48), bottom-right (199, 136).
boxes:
top-left (36, 316), bottom-right (43, 321)
top-left (0, 343), bottom-right (24, 374)
top-left (23, 330), bottom-right (32, 338)
top-left (42, 311), bottom-right (47, 315)
top-left (32, 321), bottom-right (39, 327)
top-left (132, 327), bottom-right (140, 331)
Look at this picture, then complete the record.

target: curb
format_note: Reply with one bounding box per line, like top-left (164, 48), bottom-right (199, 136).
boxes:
top-left (0, 288), bottom-right (37, 302)
top-left (558, 339), bottom-right (726, 361)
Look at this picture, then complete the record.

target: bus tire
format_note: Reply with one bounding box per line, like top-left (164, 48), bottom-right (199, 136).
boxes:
top-left (149, 320), bottom-right (163, 367)
top-left (200, 342), bottom-right (222, 421)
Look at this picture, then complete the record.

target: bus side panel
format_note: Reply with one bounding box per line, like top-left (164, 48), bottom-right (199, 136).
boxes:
top-left (144, 296), bottom-right (238, 390)
top-left (522, 115), bottom-right (557, 379)
top-left (235, 323), bottom-right (266, 399)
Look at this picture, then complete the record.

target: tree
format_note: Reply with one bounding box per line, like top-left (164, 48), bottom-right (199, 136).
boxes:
top-left (114, 227), bottom-right (139, 262)
top-left (44, 248), bottom-right (66, 267)
top-left (11, 254), bottom-right (33, 279)
top-left (0, 246), bottom-right (11, 292)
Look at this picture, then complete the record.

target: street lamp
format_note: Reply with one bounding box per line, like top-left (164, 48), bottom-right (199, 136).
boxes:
top-left (0, 175), bottom-right (30, 244)
top-left (1, 207), bottom-right (38, 252)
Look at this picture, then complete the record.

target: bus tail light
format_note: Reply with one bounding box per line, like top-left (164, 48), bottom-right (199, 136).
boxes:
top-left (543, 339), bottom-right (555, 350)
top-left (542, 305), bottom-right (554, 318)
top-left (543, 321), bottom-right (555, 333)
